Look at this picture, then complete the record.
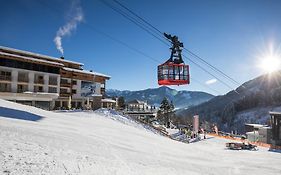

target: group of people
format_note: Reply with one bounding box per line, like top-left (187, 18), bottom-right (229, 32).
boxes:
top-left (180, 127), bottom-right (207, 140)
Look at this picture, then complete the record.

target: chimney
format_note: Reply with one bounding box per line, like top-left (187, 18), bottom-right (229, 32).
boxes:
top-left (60, 56), bottom-right (64, 60)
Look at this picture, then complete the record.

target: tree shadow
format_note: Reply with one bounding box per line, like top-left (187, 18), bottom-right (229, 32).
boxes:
top-left (0, 107), bottom-right (43, 121)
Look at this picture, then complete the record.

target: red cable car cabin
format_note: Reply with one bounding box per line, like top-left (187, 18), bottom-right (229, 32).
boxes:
top-left (158, 62), bottom-right (190, 85)
top-left (158, 33), bottom-right (190, 86)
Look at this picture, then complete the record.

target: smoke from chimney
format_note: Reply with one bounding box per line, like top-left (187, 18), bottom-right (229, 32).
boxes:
top-left (54, 0), bottom-right (83, 56)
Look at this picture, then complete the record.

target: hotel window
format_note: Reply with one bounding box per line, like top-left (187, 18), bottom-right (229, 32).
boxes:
top-left (34, 86), bottom-right (44, 92)
top-left (72, 89), bottom-right (77, 94)
top-left (61, 79), bottom-right (68, 84)
top-left (49, 76), bottom-right (57, 85)
top-left (34, 75), bottom-right (44, 84)
top-left (17, 84), bottom-right (28, 93)
top-left (0, 71), bottom-right (12, 81)
top-left (48, 87), bottom-right (57, 93)
top-left (0, 83), bottom-right (11, 92)
top-left (0, 58), bottom-right (60, 74)
top-left (18, 72), bottom-right (29, 82)
top-left (60, 88), bottom-right (68, 94)
top-left (72, 80), bottom-right (77, 85)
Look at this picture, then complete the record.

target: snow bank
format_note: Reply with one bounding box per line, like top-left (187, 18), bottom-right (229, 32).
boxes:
top-left (1, 99), bottom-right (281, 175)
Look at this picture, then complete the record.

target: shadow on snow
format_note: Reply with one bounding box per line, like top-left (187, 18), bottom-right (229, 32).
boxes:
top-left (0, 107), bottom-right (43, 121)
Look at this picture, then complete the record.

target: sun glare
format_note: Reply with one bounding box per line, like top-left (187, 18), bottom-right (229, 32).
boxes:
top-left (257, 43), bottom-right (281, 74)
top-left (259, 55), bottom-right (280, 73)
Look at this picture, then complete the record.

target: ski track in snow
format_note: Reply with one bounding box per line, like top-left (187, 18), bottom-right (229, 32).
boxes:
top-left (0, 99), bottom-right (281, 175)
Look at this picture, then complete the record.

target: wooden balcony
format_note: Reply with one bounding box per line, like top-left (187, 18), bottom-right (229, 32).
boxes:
top-left (60, 93), bottom-right (71, 97)
top-left (60, 82), bottom-right (71, 87)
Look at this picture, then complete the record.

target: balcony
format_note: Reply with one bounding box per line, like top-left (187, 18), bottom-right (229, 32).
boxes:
top-left (60, 92), bottom-right (71, 97)
top-left (17, 88), bottom-right (28, 93)
top-left (18, 77), bottom-right (29, 83)
top-left (60, 82), bottom-right (71, 87)
top-left (0, 75), bottom-right (11, 81)
top-left (34, 79), bottom-right (44, 84)
top-left (0, 87), bottom-right (11, 92)
top-left (49, 80), bottom-right (58, 86)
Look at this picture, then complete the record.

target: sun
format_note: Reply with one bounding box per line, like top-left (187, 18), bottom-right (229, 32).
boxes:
top-left (257, 42), bottom-right (281, 74)
top-left (258, 55), bottom-right (281, 73)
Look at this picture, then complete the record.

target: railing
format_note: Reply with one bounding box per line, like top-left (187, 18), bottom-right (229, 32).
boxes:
top-left (0, 87), bottom-right (11, 92)
top-left (0, 75), bottom-right (11, 81)
top-left (60, 93), bottom-right (71, 97)
top-left (34, 79), bottom-right (44, 84)
top-left (49, 81), bottom-right (58, 85)
top-left (34, 89), bottom-right (44, 93)
top-left (18, 77), bottom-right (29, 83)
top-left (17, 88), bottom-right (28, 93)
top-left (60, 82), bottom-right (71, 87)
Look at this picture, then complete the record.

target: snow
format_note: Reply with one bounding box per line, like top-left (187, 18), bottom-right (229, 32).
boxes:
top-left (0, 99), bottom-right (281, 175)
top-left (0, 46), bottom-right (83, 65)
top-left (0, 51), bottom-right (64, 66)
top-left (234, 106), bottom-right (281, 131)
top-left (62, 67), bottom-right (111, 78)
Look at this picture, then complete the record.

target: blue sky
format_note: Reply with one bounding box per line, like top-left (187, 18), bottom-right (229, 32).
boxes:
top-left (1, 0), bottom-right (281, 95)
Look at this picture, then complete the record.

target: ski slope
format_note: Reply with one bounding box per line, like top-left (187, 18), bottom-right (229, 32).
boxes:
top-left (0, 99), bottom-right (280, 175)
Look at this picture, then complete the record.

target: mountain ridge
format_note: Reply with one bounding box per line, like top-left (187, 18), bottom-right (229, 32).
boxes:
top-left (177, 71), bottom-right (281, 132)
top-left (106, 86), bottom-right (214, 109)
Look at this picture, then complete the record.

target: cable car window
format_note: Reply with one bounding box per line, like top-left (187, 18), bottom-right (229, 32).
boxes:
top-left (174, 66), bottom-right (179, 80)
top-left (163, 65), bottom-right (168, 80)
top-left (168, 66), bottom-right (174, 79)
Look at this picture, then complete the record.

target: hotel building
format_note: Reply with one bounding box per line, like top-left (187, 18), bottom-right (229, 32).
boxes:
top-left (0, 46), bottom-right (110, 110)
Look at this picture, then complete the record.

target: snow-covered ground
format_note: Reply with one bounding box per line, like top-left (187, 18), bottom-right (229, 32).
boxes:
top-left (0, 99), bottom-right (280, 175)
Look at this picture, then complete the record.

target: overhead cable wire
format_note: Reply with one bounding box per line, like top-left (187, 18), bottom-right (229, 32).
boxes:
top-left (99, 0), bottom-right (170, 46)
top-left (110, 0), bottom-right (242, 87)
top-left (36, 0), bottom-right (226, 95)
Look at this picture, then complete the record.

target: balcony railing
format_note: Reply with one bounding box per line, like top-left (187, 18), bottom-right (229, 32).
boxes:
top-left (60, 82), bottom-right (71, 87)
top-left (17, 88), bottom-right (28, 93)
top-left (49, 81), bottom-right (58, 86)
top-left (60, 93), bottom-right (71, 97)
top-left (34, 79), bottom-right (44, 84)
top-left (18, 77), bottom-right (29, 83)
top-left (0, 75), bottom-right (11, 81)
top-left (0, 87), bottom-right (11, 92)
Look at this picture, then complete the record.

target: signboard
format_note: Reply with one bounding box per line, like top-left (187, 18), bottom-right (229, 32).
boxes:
top-left (81, 81), bottom-right (97, 97)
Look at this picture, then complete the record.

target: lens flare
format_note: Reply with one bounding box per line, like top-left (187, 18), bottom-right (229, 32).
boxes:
top-left (258, 55), bottom-right (280, 73)
top-left (257, 43), bottom-right (281, 74)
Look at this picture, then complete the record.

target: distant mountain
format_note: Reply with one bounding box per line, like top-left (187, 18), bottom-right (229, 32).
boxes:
top-left (106, 86), bottom-right (214, 109)
top-left (177, 71), bottom-right (281, 133)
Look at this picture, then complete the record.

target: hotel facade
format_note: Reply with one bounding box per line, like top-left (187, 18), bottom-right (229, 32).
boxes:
top-left (0, 46), bottom-right (110, 110)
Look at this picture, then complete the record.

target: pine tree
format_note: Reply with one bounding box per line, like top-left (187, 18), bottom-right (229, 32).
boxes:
top-left (157, 97), bottom-right (175, 128)
top-left (117, 96), bottom-right (125, 110)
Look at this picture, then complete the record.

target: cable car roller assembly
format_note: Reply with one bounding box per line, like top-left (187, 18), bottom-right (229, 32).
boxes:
top-left (158, 33), bottom-right (190, 86)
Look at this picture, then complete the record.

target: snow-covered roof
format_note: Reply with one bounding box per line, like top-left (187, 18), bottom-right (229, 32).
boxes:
top-left (0, 51), bottom-right (64, 67)
top-left (0, 46), bottom-right (84, 66)
top-left (62, 67), bottom-right (111, 79)
top-left (85, 94), bottom-right (103, 97)
top-left (101, 99), bottom-right (116, 103)
top-left (269, 111), bottom-right (281, 116)
top-left (127, 99), bottom-right (146, 104)
top-left (245, 123), bottom-right (264, 128)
